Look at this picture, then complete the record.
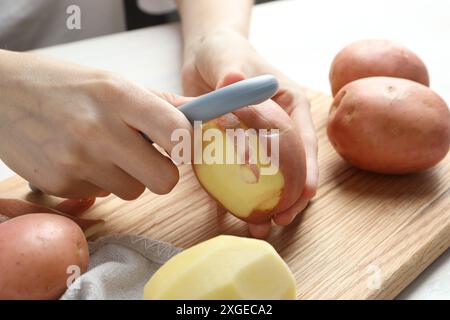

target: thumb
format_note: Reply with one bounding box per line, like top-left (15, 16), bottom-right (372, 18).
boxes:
top-left (150, 90), bottom-right (195, 108)
top-left (204, 55), bottom-right (247, 89)
top-left (216, 71), bottom-right (247, 89)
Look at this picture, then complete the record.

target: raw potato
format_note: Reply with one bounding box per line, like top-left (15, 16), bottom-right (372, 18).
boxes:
top-left (0, 198), bottom-right (104, 238)
top-left (330, 39), bottom-right (429, 96)
top-left (327, 77), bottom-right (450, 174)
top-left (193, 99), bottom-right (306, 224)
top-left (143, 235), bottom-right (296, 300)
top-left (0, 214), bottom-right (89, 299)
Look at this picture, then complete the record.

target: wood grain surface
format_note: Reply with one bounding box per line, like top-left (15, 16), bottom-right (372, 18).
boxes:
top-left (0, 90), bottom-right (448, 299)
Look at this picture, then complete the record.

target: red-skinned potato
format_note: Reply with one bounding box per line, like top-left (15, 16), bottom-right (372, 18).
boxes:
top-left (327, 77), bottom-right (450, 174)
top-left (0, 214), bottom-right (89, 299)
top-left (0, 198), bottom-right (103, 238)
top-left (193, 99), bottom-right (306, 224)
top-left (330, 39), bottom-right (429, 96)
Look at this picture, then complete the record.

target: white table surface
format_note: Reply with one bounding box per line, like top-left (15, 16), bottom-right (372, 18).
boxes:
top-left (0, 0), bottom-right (448, 299)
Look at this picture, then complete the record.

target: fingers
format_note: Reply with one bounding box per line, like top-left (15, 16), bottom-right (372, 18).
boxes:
top-left (216, 71), bottom-right (246, 89)
top-left (117, 87), bottom-right (193, 154)
top-left (40, 180), bottom-right (108, 199)
top-left (83, 158), bottom-right (148, 199)
top-left (151, 90), bottom-right (194, 108)
top-left (274, 87), bottom-right (318, 199)
top-left (181, 63), bottom-right (212, 96)
top-left (207, 57), bottom-right (247, 89)
top-left (273, 196), bottom-right (310, 226)
top-left (107, 126), bottom-right (180, 195)
top-left (290, 102), bottom-right (319, 199)
top-left (54, 198), bottom-right (96, 216)
top-left (110, 85), bottom-right (194, 195)
top-left (248, 221), bottom-right (272, 239)
top-left (271, 87), bottom-right (318, 227)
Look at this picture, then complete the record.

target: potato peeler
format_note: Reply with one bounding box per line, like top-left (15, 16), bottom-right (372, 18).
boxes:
top-left (29, 74), bottom-right (279, 193)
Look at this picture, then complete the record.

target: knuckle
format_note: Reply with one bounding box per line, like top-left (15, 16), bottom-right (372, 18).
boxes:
top-left (165, 116), bottom-right (193, 150)
top-left (275, 90), bottom-right (296, 113)
top-left (170, 112), bottom-right (191, 132)
top-left (94, 73), bottom-right (129, 102)
top-left (56, 151), bottom-right (83, 173)
top-left (161, 91), bottom-right (180, 105)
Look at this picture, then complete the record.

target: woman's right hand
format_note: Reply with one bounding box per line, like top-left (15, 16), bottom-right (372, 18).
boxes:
top-left (0, 50), bottom-right (192, 200)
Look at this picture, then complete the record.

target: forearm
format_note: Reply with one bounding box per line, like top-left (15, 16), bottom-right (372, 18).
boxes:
top-left (176, 0), bottom-right (253, 46)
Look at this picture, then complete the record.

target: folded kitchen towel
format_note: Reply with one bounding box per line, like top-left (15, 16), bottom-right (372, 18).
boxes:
top-left (60, 234), bottom-right (182, 300)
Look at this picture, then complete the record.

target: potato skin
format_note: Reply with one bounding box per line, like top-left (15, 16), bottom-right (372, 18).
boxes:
top-left (193, 99), bottom-right (306, 223)
top-left (232, 100), bottom-right (306, 223)
top-left (330, 39), bottom-right (429, 96)
top-left (0, 214), bottom-right (89, 299)
top-left (327, 77), bottom-right (450, 174)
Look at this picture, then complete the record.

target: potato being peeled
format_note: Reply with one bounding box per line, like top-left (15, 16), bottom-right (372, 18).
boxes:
top-left (0, 214), bottom-right (89, 299)
top-left (193, 99), bottom-right (306, 224)
top-left (327, 77), bottom-right (450, 174)
top-left (330, 39), bottom-right (429, 96)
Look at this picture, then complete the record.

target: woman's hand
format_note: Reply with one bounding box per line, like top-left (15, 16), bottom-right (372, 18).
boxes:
top-left (0, 50), bottom-right (192, 200)
top-left (181, 30), bottom-right (318, 238)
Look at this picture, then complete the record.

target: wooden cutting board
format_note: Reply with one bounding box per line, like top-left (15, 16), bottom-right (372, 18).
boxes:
top-left (0, 89), bottom-right (449, 300)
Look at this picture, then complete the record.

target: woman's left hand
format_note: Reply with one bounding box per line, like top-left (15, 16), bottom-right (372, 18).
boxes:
top-left (181, 30), bottom-right (318, 238)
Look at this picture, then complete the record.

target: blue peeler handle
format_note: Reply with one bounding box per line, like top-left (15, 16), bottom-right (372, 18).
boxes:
top-left (29, 75), bottom-right (279, 193)
top-left (179, 74), bottom-right (279, 123)
top-left (141, 74), bottom-right (279, 142)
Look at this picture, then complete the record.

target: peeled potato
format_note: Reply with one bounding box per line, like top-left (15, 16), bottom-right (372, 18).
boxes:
top-left (327, 77), bottom-right (450, 174)
top-left (143, 235), bottom-right (296, 300)
top-left (330, 39), bottom-right (429, 96)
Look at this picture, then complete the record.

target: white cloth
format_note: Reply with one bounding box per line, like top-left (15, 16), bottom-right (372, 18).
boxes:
top-left (60, 234), bottom-right (181, 300)
top-left (0, 0), bottom-right (174, 51)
